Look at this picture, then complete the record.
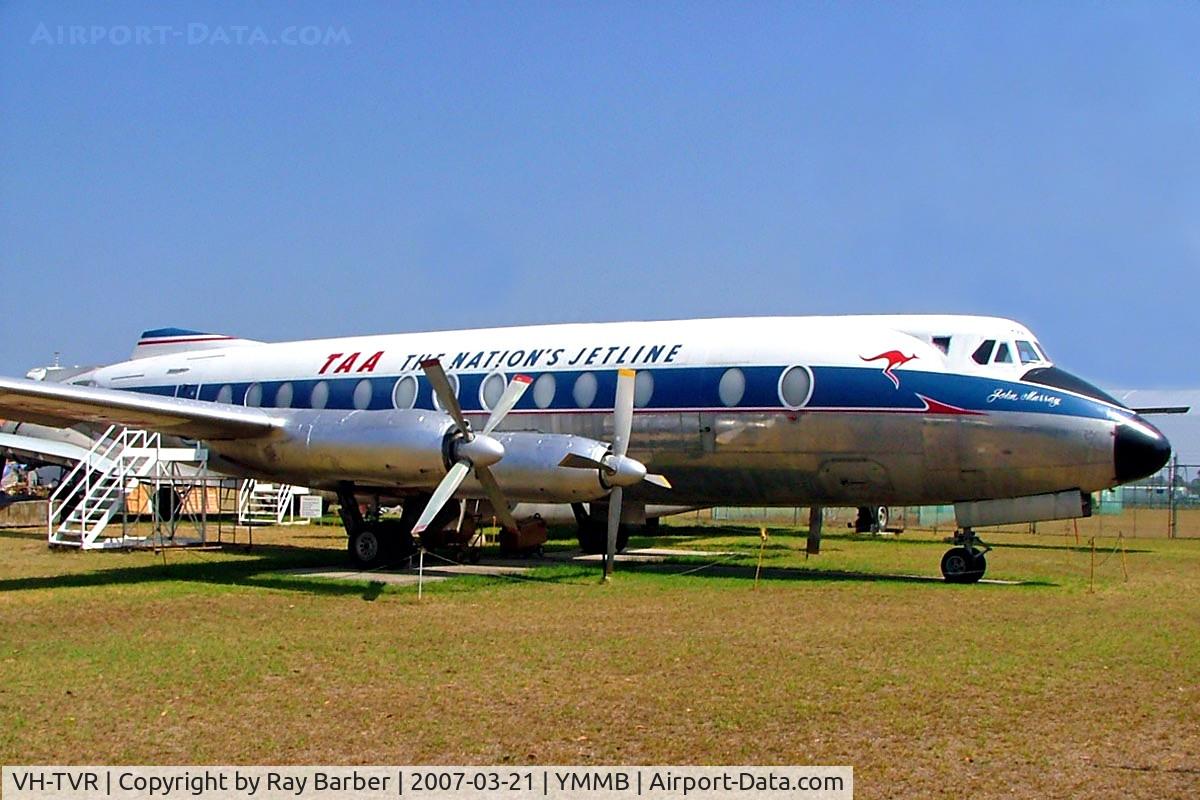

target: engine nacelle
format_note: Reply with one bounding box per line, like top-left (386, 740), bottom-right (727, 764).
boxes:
top-left (460, 431), bottom-right (611, 502)
top-left (213, 411), bottom-right (621, 502)
top-left (218, 409), bottom-right (455, 485)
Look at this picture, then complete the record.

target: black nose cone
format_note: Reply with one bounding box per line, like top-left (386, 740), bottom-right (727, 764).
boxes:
top-left (1114, 419), bottom-right (1172, 484)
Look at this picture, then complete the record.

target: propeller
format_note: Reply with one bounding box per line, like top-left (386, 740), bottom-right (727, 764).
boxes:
top-left (411, 360), bottom-right (531, 537)
top-left (557, 368), bottom-right (671, 579)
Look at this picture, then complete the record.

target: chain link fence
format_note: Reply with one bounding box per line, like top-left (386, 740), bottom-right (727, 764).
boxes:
top-left (705, 462), bottom-right (1200, 539)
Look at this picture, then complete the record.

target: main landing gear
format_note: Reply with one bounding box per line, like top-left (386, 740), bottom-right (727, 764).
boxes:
top-left (854, 505), bottom-right (889, 533)
top-left (338, 483), bottom-right (422, 570)
top-left (941, 528), bottom-right (989, 584)
top-left (571, 502), bottom-right (630, 555)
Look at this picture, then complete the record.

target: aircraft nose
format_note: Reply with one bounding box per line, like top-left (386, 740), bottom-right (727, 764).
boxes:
top-left (1114, 417), bottom-right (1172, 484)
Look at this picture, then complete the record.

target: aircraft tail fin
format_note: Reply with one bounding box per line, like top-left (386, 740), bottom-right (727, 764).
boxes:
top-left (130, 328), bottom-right (265, 360)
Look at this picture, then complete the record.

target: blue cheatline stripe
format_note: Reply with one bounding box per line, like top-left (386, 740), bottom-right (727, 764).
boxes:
top-left (128, 365), bottom-right (1119, 421)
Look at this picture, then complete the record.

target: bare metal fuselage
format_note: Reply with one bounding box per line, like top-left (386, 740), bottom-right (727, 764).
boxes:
top-left (207, 406), bottom-right (1115, 509)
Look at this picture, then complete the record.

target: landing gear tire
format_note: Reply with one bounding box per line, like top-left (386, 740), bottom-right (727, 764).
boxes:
top-left (348, 528), bottom-right (384, 569)
top-left (941, 547), bottom-right (987, 584)
top-left (855, 506), bottom-right (888, 533)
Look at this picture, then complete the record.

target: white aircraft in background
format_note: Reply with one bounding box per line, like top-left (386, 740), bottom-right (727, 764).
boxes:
top-left (0, 315), bottom-right (1171, 583)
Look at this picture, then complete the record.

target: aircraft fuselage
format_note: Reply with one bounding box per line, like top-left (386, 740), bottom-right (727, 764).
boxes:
top-left (72, 315), bottom-right (1168, 507)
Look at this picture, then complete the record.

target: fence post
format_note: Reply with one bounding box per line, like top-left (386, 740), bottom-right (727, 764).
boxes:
top-left (1168, 455), bottom-right (1178, 539)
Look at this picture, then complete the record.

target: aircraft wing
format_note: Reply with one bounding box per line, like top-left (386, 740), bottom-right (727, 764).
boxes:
top-left (0, 376), bottom-right (282, 440)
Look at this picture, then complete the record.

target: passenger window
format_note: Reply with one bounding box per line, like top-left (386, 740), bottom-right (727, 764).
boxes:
top-left (1016, 340), bottom-right (1040, 364)
top-left (972, 340), bottom-right (995, 365)
top-left (994, 343), bottom-right (1013, 364)
top-left (932, 336), bottom-right (951, 355)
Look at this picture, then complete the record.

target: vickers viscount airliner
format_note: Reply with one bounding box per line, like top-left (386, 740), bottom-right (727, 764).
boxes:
top-left (0, 315), bottom-right (1171, 583)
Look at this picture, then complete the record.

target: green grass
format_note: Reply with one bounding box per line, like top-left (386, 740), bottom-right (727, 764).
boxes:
top-left (0, 522), bottom-right (1197, 798)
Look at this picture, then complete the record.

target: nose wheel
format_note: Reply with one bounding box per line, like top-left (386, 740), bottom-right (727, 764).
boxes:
top-left (941, 528), bottom-right (989, 584)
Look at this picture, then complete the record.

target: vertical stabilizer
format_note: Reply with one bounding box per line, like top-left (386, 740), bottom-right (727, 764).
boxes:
top-left (131, 328), bottom-right (265, 360)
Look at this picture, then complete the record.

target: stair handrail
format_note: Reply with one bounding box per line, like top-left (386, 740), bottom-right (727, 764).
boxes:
top-left (237, 479), bottom-right (258, 523)
top-left (275, 483), bottom-right (296, 524)
top-left (48, 424), bottom-right (119, 535)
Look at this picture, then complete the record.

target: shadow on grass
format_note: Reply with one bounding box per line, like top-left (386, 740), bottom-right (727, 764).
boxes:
top-left (0, 527), bottom-right (44, 540)
top-left (614, 560), bottom-right (1055, 587)
top-left (521, 552), bottom-right (1055, 587)
top-left (644, 527), bottom-right (1154, 555)
top-left (0, 536), bottom-right (1055, 596)
top-left (0, 544), bottom-right (393, 598)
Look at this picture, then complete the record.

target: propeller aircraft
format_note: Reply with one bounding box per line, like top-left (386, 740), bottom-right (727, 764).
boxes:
top-left (0, 315), bottom-right (1171, 583)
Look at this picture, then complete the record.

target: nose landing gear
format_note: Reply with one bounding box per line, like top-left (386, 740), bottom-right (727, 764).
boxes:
top-left (941, 528), bottom-right (989, 584)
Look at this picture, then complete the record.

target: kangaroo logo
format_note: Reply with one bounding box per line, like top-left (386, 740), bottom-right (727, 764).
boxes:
top-left (861, 350), bottom-right (918, 389)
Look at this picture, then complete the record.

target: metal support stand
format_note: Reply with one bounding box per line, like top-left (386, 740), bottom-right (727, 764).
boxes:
top-left (806, 506), bottom-right (822, 555)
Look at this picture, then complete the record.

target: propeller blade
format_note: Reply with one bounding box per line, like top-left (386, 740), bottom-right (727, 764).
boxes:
top-left (612, 368), bottom-right (635, 458)
top-left (412, 460), bottom-right (471, 535)
top-left (558, 453), bottom-right (605, 470)
top-left (604, 486), bottom-right (623, 580)
top-left (475, 465), bottom-right (520, 533)
top-left (421, 359), bottom-right (469, 436)
top-left (482, 374), bottom-right (533, 435)
top-left (644, 473), bottom-right (672, 490)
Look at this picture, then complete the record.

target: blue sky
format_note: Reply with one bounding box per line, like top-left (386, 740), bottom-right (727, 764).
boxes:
top-left (1, 1), bottom-right (1197, 387)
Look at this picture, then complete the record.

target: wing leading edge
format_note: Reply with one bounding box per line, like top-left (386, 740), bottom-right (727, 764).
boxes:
top-left (0, 376), bottom-right (283, 440)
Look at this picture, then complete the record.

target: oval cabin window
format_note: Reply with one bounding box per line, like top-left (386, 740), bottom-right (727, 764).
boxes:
top-left (718, 368), bottom-right (745, 407)
top-left (573, 372), bottom-right (598, 408)
top-left (310, 381), bottom-right (330, 409)
top-left (392, 375), bottom-right (418, 409)
top-left (778, 366), bottom-right (813, 409)
top-left (533, 373), bottom-right (556, 409)
top-left (634, 371), bottom-right (654, 408)
top-left (353, 379), bottom-right (373, 410)
top-left (480, 372), bottom-right (507, 410)
top-left (244, 383), bottom-right (263, 407)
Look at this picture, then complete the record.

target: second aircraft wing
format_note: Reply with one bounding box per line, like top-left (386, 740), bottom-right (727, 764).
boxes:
top-left (0, 376), bottom-right (283, 440)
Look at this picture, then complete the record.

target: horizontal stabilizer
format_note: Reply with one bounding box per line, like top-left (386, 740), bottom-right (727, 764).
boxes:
top-left (131, 327), bottom-right (264, 360)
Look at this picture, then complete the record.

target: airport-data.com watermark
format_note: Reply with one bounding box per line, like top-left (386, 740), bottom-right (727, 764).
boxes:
top-left (30, 22), bottom-right (351, 47)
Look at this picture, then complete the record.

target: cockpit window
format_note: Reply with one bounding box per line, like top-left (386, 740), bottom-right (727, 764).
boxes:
top-left (1016, 340), bottom-right (1041, 364)
top-left (932, 336), bottom-right (951, 354)
top-left (972, 340), bottom-right (995, 365)
top-left (994, 342), bottom-right (1013, 364)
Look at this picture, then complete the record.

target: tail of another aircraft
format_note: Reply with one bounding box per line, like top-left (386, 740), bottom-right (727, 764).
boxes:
top-left (130, 328), bottom-right (265, 360)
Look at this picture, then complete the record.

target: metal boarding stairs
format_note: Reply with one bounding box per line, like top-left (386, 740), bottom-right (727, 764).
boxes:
top-left (237, 480), bottom-right (306, 526)
top-left (48, 426), bottom-right (208, 549)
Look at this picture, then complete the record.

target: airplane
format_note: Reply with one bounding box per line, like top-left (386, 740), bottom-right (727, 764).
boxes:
top-left (0, 314), bottom-right (1172, 583)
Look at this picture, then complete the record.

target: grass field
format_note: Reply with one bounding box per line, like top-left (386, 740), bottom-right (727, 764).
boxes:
top-left (0, 519), bottom-right (1197, 799)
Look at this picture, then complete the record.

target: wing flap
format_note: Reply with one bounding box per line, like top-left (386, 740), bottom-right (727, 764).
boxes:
top-left (0, 376), bottom-right (282, 440)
